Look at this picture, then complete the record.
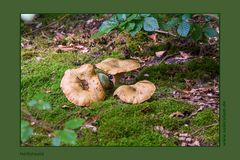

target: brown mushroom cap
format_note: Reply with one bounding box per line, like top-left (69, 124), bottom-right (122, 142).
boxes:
top-left (60, 64), bottom-right (105, 106)
top-left (95, 58), bottom-right (140, 75)
top-left (113, 80), bottom-right (156, 104)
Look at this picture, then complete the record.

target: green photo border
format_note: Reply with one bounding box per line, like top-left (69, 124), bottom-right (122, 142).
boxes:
top-left (0, 0), bottom-right (239, 159)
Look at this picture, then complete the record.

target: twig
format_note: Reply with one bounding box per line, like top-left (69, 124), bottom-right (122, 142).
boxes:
top-left (55, 110), bottom-right (83, 127)
top-left (21, 108), bottom-right (54, 132)
top-left (192, 123), bottom-right (219, 135)
top-left (23, 14), bottom-right (70, 36)
top-left (155, 29), bottom-right (177, 37)
top-left (159, 52), bottom-right (179, 63)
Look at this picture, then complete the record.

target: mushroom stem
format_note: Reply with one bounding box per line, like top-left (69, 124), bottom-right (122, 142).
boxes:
top-left (113, 73), bottom-right (124, 88)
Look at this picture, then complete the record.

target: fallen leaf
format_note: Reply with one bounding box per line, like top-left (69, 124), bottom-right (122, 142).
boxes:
top-left (74, 45), bottom-right (89, 53)
top-left (82, 124), bottom-right (97, 132)
top-left (154, 126), bottom-right (171, 138)
top-left (169, 111), bottom-right (184, 118)
top-left (180, 51), bottom-right (191, 59)
top-left (61, 105), bottom-right (70, 108)
top-left (188, 140), bottom-right (200, 146)
top-left (141, 107), bottom-right (151, 113)
top-left (148, 33), bottom-right (158, 42)
top-left (57, 45), bottom-right (77, 52)
top-left (179, 133), bottom-right (189, 137)
top-left (155, 51), bottom-right (166, 58)
top-left (84, 115), bottom-right (100, 125)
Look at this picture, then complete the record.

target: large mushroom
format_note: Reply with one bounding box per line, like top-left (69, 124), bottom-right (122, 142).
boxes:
top-left (95, 58), bottom-right (140, 86)
top-left (113, 80), bottom-right (156, 104)
top-left (60, 64), bottom-right (105, 106)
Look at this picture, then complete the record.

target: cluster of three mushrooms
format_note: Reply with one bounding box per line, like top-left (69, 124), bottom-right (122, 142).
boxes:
top-left (60, 58), bottom-right (156, 106)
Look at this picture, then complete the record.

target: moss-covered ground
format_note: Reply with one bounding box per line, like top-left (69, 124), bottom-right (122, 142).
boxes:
top-left (21, 14), bottom-right (219, 146)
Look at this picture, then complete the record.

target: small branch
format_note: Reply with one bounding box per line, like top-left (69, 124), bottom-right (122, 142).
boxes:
top-left (21, 108), bottom-right (54, 132)
top-left (55, 110), bottom-right (83, 127)
top-left (155, 29), bottom-right (177, 37)
top-left (23, 14), bottom-right (70, 36)
top-left (192, 123), bottom-right (219, 135)
top-left (159, 52), bottom-right (179, 63)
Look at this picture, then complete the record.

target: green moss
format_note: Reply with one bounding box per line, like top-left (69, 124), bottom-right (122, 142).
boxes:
top-left (21, 23), bottom-right (219, 147)
top-left (191, 109), bottom-right (218, 127)
top-left (26, 134), bottom-right (51, 146)
top-left (202, 125), bottom-right (219, 146)
top-left (75, 99), bottom-right (194, 146)
top-left (126, 31), bottom-right (170, 56)
top-left (190, 109), bottom-right (219, 146)
top-left (138, 57), bottom-right (219, 84)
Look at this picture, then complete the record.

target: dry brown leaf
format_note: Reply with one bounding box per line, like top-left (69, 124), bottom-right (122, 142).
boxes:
top-left (148, 33), bottom-right (158, 42)
top-left (154, 126), bottom-right (171, 138)
top-left (180, 51), bottom-right (191, 59)
top-left (57, 45), bottom-right (77, 52)
top-left (155, 51), bottom-right (166, 58)
top-left (169, 111), bottom-right (184, 118)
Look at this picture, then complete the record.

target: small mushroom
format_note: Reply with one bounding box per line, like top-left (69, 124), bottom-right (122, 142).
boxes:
top-left (60, 64), bottom-right (105, 106)
top-left (95, 58), bottom-right (140, 86)
top-left (113, 80), bottom-right (156, 104)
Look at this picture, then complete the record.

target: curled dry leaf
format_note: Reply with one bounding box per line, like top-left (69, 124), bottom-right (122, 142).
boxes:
top-left (81, 115), bottom-right (100, 132)
top-left (60, 64), bottom-right (105, 106)
top-left (169, 111), bottom-right (184, 118)
top-left (113, 80), bottom-right (156, 104)
top-left (155, 51), bottom-right (166, 58)
top-left (179, 51), bottom-right (191, 59)
top-left (148, 33), bottom-right (158, 42)
top-left (57, 44), bottom-right (89, 53)
top-left (82, 124), bottom-right (97, 132)
top-left (154, 126), bottom-right (171, 138)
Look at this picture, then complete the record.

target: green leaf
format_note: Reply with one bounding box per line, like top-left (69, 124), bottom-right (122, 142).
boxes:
top-left (98, 73), bottom-right (112, 89)
top-left (192, 25), bottom-right (203, 41)
top-left (126, 22), bottom-right (135, 32)
top-left (140, 14), bottom-right (151, 17)
top-left (21, 120), bottom-right (29, 129)
top-left (130, 21), bottom-right (143, 37)
top-left (99, 17), bottom-right (119, 33)
top-left (91, 31), bottom-right (106, 39)
top-left (91, 16), bottom-right (119, 39)
top-left (163, 17), bottom-right (179, 30)
top-left (116, 14), bottom-right (127, 21)
top-left (54, 129), bottom-right (77, 145)
top-left (203, 27), bottom-right (218, 37)
top-left (52, 137), bottom-right (61, 146)
top-left (182, 14), bottom-right (191, 21)
top-left (21, 120), bottom-right (33, 143)
top-left (204, 15), bottom-right (212, 22)
top-left (119, 14), bottom-right (138, 28)
top-left (64, 118), bottom-right (85, 130)
top-left (143, 17), bottom-right (159, 32)
top-left (27, 100), bottom-right (37, 107)
top-left (37, 101), bottom-right (51, 110)
top-left (177, 21), bottom-right (191, 37)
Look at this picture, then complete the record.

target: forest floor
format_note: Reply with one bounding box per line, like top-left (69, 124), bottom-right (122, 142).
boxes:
top-left (21, 14), bottom-right (220, 146)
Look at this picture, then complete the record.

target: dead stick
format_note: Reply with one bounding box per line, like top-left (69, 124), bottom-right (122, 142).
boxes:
top-left (159, 52), bottom-right (179, 63)
top-left (155, 29), bottom-right (177, 37)
top-left (21, 108), bottom-right (54, 132)
top-left (192, 123), bottom-right (218, 135)
top-left (23, 14), bottom-right (70, 36)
